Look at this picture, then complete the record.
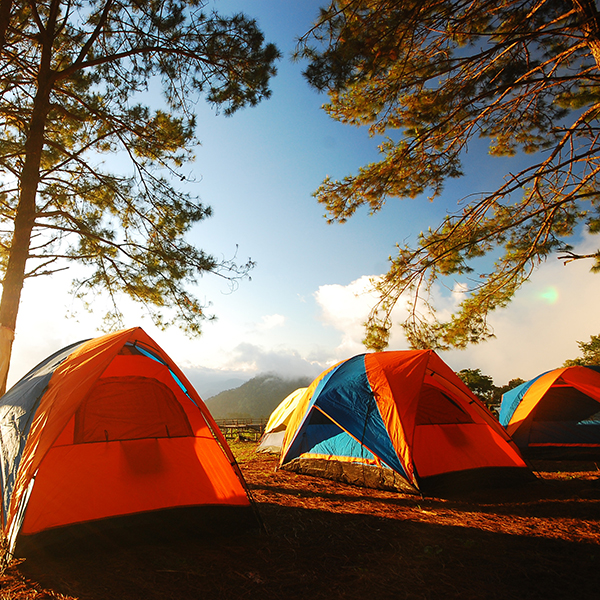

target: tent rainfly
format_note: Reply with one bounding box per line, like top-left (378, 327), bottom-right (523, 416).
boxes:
top-left (0, 327), bottom-right (258, 556)
top-left (499, 365), bottom-right (600, 458)
top-left (256, 387), bottom-right (308, 453)
top-left (280, 350), bottom-right (532, 496)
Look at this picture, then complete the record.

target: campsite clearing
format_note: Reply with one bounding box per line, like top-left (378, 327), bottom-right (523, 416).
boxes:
top-left (2, 440), bottom-right (599, 600)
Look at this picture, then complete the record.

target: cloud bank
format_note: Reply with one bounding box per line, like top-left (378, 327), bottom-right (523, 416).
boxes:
top-left (312, 237), bottom-right (600, 385)
top-left (7, 234), bottom-right (600, 396)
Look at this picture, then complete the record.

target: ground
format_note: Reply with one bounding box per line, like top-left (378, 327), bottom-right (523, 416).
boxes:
top-left (1, 441), bottom-right (599, 599)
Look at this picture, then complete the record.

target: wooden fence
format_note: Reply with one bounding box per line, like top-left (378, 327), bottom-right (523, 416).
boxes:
top-left (214, 418), bottom-right (266, 441)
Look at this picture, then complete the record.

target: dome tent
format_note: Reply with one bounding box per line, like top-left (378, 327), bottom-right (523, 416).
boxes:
top-left (0, 327), bottom-right (257, 556)
top-left (280, 350), bottom-right (532, 496)
top-left (499, 365), bottom-right (600, 458)
top-left (256, 387), bottom-right (308, 453)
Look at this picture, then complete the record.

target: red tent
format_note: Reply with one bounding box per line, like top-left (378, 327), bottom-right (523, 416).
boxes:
top-left (499, 365), bottom-right (600, 458)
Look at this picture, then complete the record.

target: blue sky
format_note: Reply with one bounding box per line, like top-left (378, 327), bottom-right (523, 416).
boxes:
top-left (8, 0), bottom-right (600, 396)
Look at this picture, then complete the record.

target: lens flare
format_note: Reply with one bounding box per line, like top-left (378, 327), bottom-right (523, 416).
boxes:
top-left (539, 286), bottom-right (559, 304)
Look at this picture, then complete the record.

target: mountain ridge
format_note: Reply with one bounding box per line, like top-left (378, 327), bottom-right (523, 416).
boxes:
top-left (204, 373), bottom-right (312, 419)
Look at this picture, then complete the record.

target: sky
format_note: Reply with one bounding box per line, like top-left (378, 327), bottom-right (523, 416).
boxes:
top-left (7, 0), bottom-right (600, 397)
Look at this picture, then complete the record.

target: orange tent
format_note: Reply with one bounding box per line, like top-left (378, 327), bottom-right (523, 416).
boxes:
top-left (280, 351), bottom-right (532, 495)
top-left (499, 365), bottom-right (600, 458)
top-left (0, 327), bottom-right (256, 555)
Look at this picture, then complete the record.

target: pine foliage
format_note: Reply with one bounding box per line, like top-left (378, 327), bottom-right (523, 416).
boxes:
top-left (299, 0), bottom-right (600, 350)
top-left (0, 1), bottom-right (280, 335)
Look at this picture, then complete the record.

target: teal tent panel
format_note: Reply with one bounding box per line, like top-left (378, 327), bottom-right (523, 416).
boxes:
top-left (499, 373), bottom-right (547, 426)
top-left (299, 425), bottom-right (378, 462)
top-left (284, 355), bottom-right (407, 479)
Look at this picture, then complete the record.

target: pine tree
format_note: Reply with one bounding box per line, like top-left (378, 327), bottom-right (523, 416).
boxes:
top-left (564, 333), bottom-right (600, 365)
top-left (0, 0), bottom-right (280, 393)
top-left (298, 0), bottom-right (600, 350)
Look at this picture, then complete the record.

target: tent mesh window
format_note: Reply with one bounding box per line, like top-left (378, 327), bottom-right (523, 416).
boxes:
top-left (74, 377), bottom-right (193, 443)
top-left (533, 386), bottom-right (600, 422)
top-left (415, 385), bottom-right (474, 425)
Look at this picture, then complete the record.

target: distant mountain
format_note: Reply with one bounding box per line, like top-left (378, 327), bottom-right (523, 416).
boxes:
top-left (204, 373), bottom-right (312, 420)
top-left (182, 366), bottom-right (249, 399)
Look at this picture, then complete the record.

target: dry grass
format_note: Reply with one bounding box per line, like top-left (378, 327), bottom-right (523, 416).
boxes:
top-left (1, 441), bottom-right (599, 599)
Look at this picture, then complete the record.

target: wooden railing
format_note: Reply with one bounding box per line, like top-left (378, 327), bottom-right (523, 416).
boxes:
top-left (214, 418), bottom-right (267, 441)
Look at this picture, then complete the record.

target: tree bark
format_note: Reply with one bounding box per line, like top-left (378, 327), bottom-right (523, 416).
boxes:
top-left (573, 0), bottom-right (600, 68)
top-left (0, 0), bottom-right (12, 50)
top-left (0, 7), bottom-right (56, 395)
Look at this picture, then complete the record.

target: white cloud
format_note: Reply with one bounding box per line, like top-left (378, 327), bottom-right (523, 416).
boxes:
top-left (182, 341), bottom-right (324, 395)
top-left (256, 314), bottom-right (286, 331)
top-left (315, 276), bottom-right (377, 326)
top-left (225, 343), bottom-right (323, 378)
top-left (314, 276), bottom-right (377, 359)
top-left (8, 234), bottom-right (600, 396)
top-left (314, 275), bottom-right (410, 360)
top-left (445, 249), bottom-right (600, 384)
top-left (312, 234), bottom-right (600, 386)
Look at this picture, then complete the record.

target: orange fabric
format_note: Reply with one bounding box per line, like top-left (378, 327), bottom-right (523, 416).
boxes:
top-left (8, 329), bottom-right (135, 534)
top-left (368, 350), bottom-right (527, 480)
top-left (559, 366), bottom-right (600, 402)
top-left (132, 335), bottom-right (242, 474)
top-left (74, 377), bottom-right (192, 443)
top-left (21, 435), bottom-right (248, 535)
top-left (97, 355), bottom-right (207, 434)
top-left (8, 327), bottom-right (249, 539)
top-left (415, 385), bottom-right (474, 425)
top-left (108, 335), bottom-right (249, 495)
top-left (280, 349), bottom-right (527, 488)
top-left (506, 369), bottom-right (565, 436)
top-left (425, 355), bottom-right (520, 448)
top-left (367, 351), bottom-right (430, 485)
top-left (507, 366), bottom-right (600, 438)
top-left (412, 423), bottom-right (526, 478)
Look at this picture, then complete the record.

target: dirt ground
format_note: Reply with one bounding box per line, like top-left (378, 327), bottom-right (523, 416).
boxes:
top-left (1, 441), bottom-right (599, 599)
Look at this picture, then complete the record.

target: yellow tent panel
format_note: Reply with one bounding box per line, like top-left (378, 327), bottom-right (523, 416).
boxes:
top-left (257, 388), bottom-right (307, 453)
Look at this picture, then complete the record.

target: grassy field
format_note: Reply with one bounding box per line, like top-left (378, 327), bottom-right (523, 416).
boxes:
top-left (1, 440), bottom-right (599, 599)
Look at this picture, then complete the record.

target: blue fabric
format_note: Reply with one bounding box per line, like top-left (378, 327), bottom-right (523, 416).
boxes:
top-left (309, 430), bottom-right (379, 462)
top-left (498, 372), bottom-right (550, 426)
top-left (284, 355), bottom-right (407, 479)
top-left (291, 422), bottom-right (376, 460)
top-left (128, 342), bottom-right (196, 405)
top-left (0, 340), bottom-right (87, 526)
top-left (282, 363), bottom-right (341, 456)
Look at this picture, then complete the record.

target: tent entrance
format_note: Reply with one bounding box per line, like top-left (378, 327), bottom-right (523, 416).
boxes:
top-left (74, 376), bottom-right (193, 443)
top-left (531, 386), bottom-right (600, 423)
top-left (282, 405), bottom-right (415, 493)
top-left (527, 386), bottom-right (600, 451)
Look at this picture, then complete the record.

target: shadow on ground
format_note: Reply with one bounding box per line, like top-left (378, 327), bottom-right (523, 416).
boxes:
top-left (3, 449), bottom-right (599, 600)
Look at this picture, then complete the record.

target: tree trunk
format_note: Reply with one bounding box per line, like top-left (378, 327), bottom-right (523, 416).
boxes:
top-left (573, 0), bottom-right (600, 68)
top-left (0, 0), bottom-right (12, 49)
top-left (0, 30), bottom-right (55, 395)
top-left (0, 117), bottom-right (49, 394)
